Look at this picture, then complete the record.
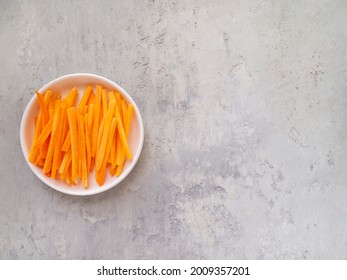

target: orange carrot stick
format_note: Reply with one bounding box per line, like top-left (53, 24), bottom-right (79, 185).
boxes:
top-left (96, 100), bottom-right (116, 171)
top-left (114, 100), bottom-right (132, 159)
top-left (77, 85), bottom-right (92, 114)
top-left (44, 90), bottom-right (52, 105)
top-left (48, 96), bottom-right (55, 119)
top-left (51, 105), bottom-right (64, 178)
top-left (39, 135), bottom-right (50, 159)
top-left (36, 91), bottom-right (49, 126)
top-left (116, 104), bottom-right (134, 176)
top-left (87, 90), bottom-right (94, 106)
top-left (61, 131), bottom-right (71, 152)
top-left (96, 117), bottom-right (117, 186)
top-left (34, 117), bottom-right (54, 148)
top-left (121, 99), bottom-right (128, 125)
top-left (87, 104), bottom-right (94, 131)
top-left (91, 86), bottom-right (102, 158)
top-left (102, 88), bottom-right (107, 118)
top-left (28, 111), bottom-right (42, 163)
top-left (115, 92), bottom-right (123, 120)
top-left (60, 101), bottom-right (70, 145)
top-left (84, 114), bottom-right (92, 173)
top-left (66, 87), bottom-right (78, 107)
top-left (43, 103), bottom-right (61, 173)
top-left (97, 117), bottom-right (105, 156)
top-left (59, 148), bottom-right (72, 179)
top-left (110, 132), bottom-right (117, 169)
top-left (108, 91), bottom-right (115, 100)
top-left (110, 165), bottom-right (117, 176)
top-left (67, 107), bottom-right (78, 183)
top-left (78, 114), bottom-right (88, 187)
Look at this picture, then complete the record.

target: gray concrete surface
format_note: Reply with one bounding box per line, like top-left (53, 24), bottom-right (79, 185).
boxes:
top-left (1, 0), bottom-right (347, 259)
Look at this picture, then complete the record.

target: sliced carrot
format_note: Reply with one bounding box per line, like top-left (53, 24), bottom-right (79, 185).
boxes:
top-left (35, 155), bottom-right (43, 166)
top-left (39, 135), bottom-right (50, 159)
top-left (102, 88), bottom-right (107, 118)
top-left (57, 106), bottom-right (67, 167)
top-left (90, 157), bottom-right (95, 172)
top-left (110, 130), bottom-right (117, 168)
top-left (110, 165), bottom-right (117, 176)
top-left (96, 100), bottom-right (116, 171)
top-left (78, 114), bottom-right (88, 187)
top-left (96, 117), bottom-right (117, 186)
top-left (34, 117), bottom-right (54, 148)
top-left (87, 104), bottom-right (94, 131)
top-left (51, 104), bottom-right (64, 178)
top-left (115, 131), bottom-right (122, 165)
top-left (60, 101), bottom-right (69, 142)
top-left (65, 163), bottom-right (72, 184)
top-left (91, 86), bottom-right (102, 158)
top-left (77, 113), bottom-right (82, 178)
top-left (87, 90), bottom-right (94, 106)
top-left (43, 90), bottom-right (52, 105)
top-left (114, 92), bottom-right (124, 165)
top-left (77, 85), bottom-right (92, 114)
top-left (43, 103), bottom-right (61, 173)
top-left (29, 91), bottom-right (51, 163)
top-left (84, 114), bottom-right (92, 173)
top-left (59, 148), bottom-right (72, 179)
top-left (108, 91), bottom-right (115, 100)
top-left (115, 92), bottom-right (123, 119)
top-left (82, 105), bottom-right (88, 115)
top-left (61, 131), bottom-right (71, 152)
top-left (48, 95), bottom-right (55, 118)
top-left (67, 107), bottom-right (78, 183)
top-left (116, 104), bottom-right (134, 176)
top-left (28, 112), bottom-right (42, 163)
top-left (66, 87), bottom-right (78, 107)
top-left (108, 91), bottom-right (117, 168)
top-left (114, 100), bottom-right (132, 159)
top-left (97, 117), bottom-right (105, 156)
top-left (36, 91), bottom-right (49, 126)
top-left (113, 99), bottom-right (128, 168)
top-left (121, 99), bottom-right (128, 125)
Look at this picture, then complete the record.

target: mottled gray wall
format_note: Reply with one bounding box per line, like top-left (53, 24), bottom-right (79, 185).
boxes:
top-left (0, 0), bottom-right (347, 259)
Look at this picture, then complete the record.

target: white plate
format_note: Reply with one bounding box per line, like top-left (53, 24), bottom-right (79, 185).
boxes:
top-left (20, 73), bottom-right (144, 196)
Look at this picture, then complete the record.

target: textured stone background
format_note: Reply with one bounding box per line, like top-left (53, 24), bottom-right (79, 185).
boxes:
top-left (1, 0), bottom-right (347, 259)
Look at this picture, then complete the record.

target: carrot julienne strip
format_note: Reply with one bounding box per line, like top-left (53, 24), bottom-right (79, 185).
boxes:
top-left (43, 103), bottom-right (61, 173)
top-left (51, 104), bottom-right (64, 178)
top-left (67, 107), bottom-right (78, 183)
top-left (59, 148), bottom-right (71, 178)
top-left (114, 100), bottom-right (132, 159)
top-left (96, 117), bottom-right (117, 186)
top-left (61, 131), bottom-right (71, 152)
top-left (84, 114), bottom-right (92, 174)
top-left (77, 85), bottom-right (92, 114)
top-left (91, 86), bottom-right (101, 158)
top-left (96, 100), bottom-right (116, 171)
top-left (78, 114), bottom-right (88, 187)
top-left (102, 89), bottom-right (107, 118)
top-left (36, 91), bottom-right (49, 126)
top-left (116, 104), bottom-right (134, 176)
top-left (34, 117), bottom-right (54, 148)
top-left (66, 87), bottom-right (78, 107)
